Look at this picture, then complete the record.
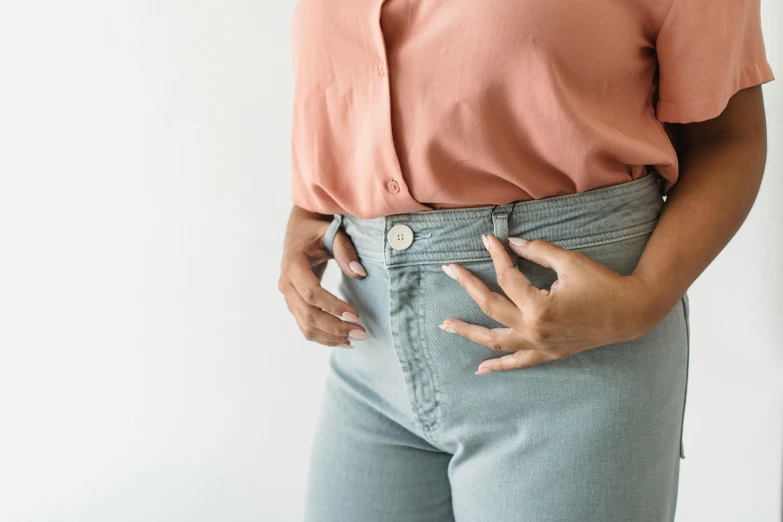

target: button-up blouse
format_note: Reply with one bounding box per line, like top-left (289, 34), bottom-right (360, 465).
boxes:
top-left (289, 0), bottom-right (775, 219)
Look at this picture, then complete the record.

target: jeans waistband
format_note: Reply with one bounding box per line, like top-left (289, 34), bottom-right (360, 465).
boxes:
top-left (328, 168), bottom-right (665, 268)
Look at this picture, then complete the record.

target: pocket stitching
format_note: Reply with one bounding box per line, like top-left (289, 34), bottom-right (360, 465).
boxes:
top-left (552, 218), bottom-right (659, 251)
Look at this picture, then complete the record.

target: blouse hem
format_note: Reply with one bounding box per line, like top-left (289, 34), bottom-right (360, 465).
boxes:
top-left (655, 60), bottom-right (776, 124)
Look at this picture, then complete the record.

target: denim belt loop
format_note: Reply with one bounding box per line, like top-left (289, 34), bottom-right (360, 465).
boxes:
top-left (491, 201), bottom-right (522, 259)
top-left (490, 206), bottom-right (515, 259)
top-left (323, 214), bottom-right (345, 256)
top-left (491, 211), bottom-right (509, 243)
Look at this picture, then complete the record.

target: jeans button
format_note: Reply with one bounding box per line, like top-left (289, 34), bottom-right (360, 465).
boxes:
top-left (388, 224), bottom-right (414, 250)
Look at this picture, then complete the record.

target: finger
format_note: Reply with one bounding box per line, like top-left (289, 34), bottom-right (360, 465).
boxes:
top-left (331, 230), bottom-right (367, 279)
top-left (439, 319), bottom-right (535, 352)
top-left (483, 234), bottom-right (543, 306)
top-left (324, 340), bottom-right (354, 348)
top-left (292, 309), bottom-right (352, 345)
top-left (283, 280), bottom-right (368, 341)
top-left (508, 237), bottom-right (575, 276)
top-left (443, 263), bottom-right (522, 328)
top-left (295, 316), bottom-right (355, 348)
top-left (475, 350), bottom-right (557, 374)
top-left (285, 297), bottom-right (358, 347)
top-left (287, 251), bottom-right (361, 320)
top-left (286, 300), bottom-right (352, 344)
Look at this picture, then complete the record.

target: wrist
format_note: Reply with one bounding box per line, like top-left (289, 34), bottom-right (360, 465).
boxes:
top-left (623, 272), bottom-right (682, 339)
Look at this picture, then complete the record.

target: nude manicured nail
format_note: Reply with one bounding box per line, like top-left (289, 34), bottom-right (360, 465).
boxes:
top-left (441, 264), bottom-right (458, 279)
top-left (481, 234), bottom-right (489, 250)
top-left (349, 260), bottom-right (367, 276)
top-left (348, 329), bottom-right (369, 340)
top-left (508, 237), bottom-right (528, 247)
top-left (438, 322), bottom-right (456, 333)
top-left (341, 311), bottom-right (361, 323)
top-left (475, 367), bottom-right (493, 375)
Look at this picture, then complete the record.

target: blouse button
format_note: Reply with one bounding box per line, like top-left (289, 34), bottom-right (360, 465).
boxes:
top-left (387, 180), bottom-right (400, 193)
top-left (378, 62), bottom-right (386, 76)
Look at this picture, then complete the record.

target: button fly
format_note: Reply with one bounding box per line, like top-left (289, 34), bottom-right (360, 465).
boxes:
top-left (388, 224), bottom-right (414, 250)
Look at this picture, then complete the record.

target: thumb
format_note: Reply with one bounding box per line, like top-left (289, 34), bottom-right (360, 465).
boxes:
top-left (508, 237), bottom-right (573, 274)
top-left (331, 230), bottom-right (367, 278)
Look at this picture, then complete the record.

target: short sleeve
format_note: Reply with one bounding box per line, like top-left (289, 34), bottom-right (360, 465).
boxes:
top-left (654, 0), bottom-right (775, 123)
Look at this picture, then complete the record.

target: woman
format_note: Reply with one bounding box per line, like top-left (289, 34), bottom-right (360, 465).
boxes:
top-left (279, 0), bottom-right (775, 520)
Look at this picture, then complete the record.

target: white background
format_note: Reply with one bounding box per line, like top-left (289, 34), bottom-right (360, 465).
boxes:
top-left (0, 2), bottom-right (781, 521)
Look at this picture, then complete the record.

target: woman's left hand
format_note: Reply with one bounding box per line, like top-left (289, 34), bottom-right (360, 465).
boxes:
top-left (439, 234), bottom-right (666, 374)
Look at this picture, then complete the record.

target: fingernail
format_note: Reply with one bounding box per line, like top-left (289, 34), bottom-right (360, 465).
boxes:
top-left (441, 264), bottom-right (458, 280)
top-left (349, 260), bottom-right (367, 276)
top-left (348, 329), bottom-right (369, 340)
top-left (438, 322), bottom-right (456, 333)
top-left (508, 237), bottom-right (528, 247)
top-left (475, 367), bottom-right (493, 375)
top-left (481, 234), bottom-right (489, 250)
top-left (341, 311), bottom-right (361, 323)
top-left (338, 343), bottom-right (353, 349)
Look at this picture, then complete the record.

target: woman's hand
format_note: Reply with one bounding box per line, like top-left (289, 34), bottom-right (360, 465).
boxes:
top-left (278, 205), bottom-right (369, 348)
top-left (439, 234), bottom-right (669, 374)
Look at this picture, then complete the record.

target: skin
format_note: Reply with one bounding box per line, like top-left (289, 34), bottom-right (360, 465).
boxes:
top-left (279, 84), bottom-right (768, 368)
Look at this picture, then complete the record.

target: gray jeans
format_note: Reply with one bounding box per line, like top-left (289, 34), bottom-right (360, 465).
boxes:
top-left (308, 170), bottom-right (689, 522)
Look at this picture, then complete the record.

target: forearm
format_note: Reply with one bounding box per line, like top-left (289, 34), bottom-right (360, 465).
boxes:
top-left (632, 131), bottom-right (767, 321)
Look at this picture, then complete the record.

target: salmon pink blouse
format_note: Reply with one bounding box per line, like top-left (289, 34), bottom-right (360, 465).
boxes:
top-left (289, 0), bottom-right (775, 219)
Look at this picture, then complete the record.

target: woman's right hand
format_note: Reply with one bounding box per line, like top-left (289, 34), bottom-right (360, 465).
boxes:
top-left (278, 205), bottom-right (369, 348)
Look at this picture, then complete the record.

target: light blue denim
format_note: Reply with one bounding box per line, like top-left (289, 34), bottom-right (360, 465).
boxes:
top-left (305, 169), bottom-right (690, 522)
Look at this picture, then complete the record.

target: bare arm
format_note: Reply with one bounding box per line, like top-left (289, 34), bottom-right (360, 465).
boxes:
top-left (632, 85), bottom-right (769, 326)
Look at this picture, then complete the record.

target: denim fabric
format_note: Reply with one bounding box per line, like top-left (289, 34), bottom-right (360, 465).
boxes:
top-left (306, 169), bottom-right (690, 522)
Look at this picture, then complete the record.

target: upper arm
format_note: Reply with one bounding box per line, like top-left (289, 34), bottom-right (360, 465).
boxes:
top-left (664, 84), bottom-right (769, 155)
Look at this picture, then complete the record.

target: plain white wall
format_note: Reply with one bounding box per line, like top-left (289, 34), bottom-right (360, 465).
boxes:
top-left (0, 2), bottom-right (780, 521)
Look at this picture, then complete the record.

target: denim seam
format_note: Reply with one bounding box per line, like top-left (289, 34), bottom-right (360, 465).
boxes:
top-left (559, 221), bottom-right (659, 249)
top-left (678, 294), bottom-right (690, 460)
top-left (416, 266), bottom-right (442, 434)
top-left (562, 231), bottom-right (653, 250)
